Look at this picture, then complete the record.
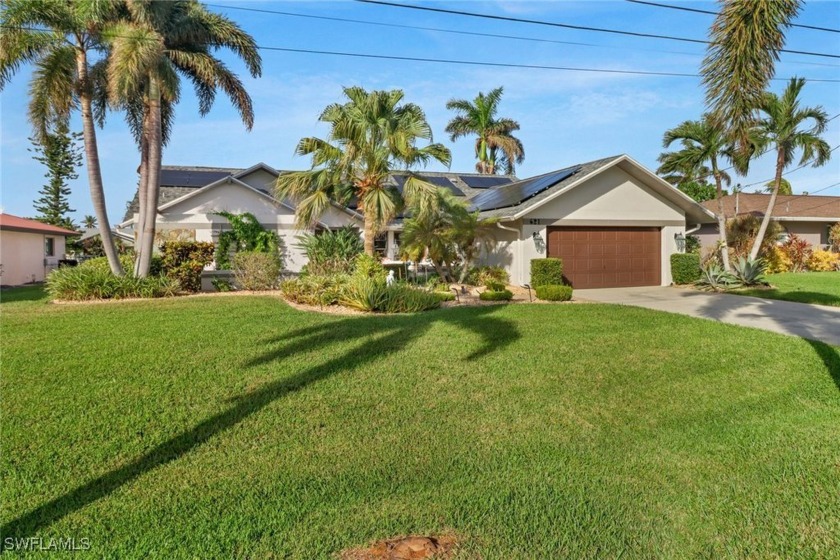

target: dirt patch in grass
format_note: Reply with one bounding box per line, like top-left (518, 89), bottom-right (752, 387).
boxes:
top-left (340, 534), bottom-right (458, 560)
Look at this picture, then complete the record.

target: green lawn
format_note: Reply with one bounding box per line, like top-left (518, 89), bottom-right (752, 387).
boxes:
top-left (734, 271), bottom-right (840, 307)
top-left (2, 287), bottom-right (839, 558)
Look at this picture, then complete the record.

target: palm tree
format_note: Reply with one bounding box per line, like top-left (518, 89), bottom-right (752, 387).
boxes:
top-left (276, 87), bottom-right (452, 256)
top-left (400, 194), bottom-right (458, 283)
top-left (749, 78), bottom-right (830, 261)
top-left (447, 205), bottom-right (498, 283)
top-left (445, 87), bottom-right (524, 175)
top-left (763, 178), bottom-right (792, 195)
top-left (82, 215), bottom-right (97, 230)
top-left (701, 0), bottom-right (801, 152)
top-left (104, 0), bottom-right (261, 277)
top-left (1, 0), bottom-right (124, 275)
top-left (658, 115), bottom-right (742, 270)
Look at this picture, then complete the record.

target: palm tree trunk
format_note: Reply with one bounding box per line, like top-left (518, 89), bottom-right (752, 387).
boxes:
top-left (363, 211), bottom-right (376, 257)
top-left (749, 149), bottom-right (785, 261)
top-left (711, 157), bottom-right (731, 271)
top-left (137, 78), bottom-right (163, 277)
top-left (76, 50), bottom-right (123, 276)
top-left (133, 113), bottom-right (151, 276)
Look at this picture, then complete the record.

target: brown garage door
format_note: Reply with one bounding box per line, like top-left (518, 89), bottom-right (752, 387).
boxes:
top-left (546, 227), bottom-right (661, 289)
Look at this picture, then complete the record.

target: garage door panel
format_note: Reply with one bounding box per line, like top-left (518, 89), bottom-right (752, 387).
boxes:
top-left (547, 226), bottom-right (661, 289)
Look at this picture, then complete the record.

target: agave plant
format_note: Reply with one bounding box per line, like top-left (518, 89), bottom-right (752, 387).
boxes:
top-left (696, 264), bottom-right (739, 292)
top-left (730, 257), bottom-right (768, 286)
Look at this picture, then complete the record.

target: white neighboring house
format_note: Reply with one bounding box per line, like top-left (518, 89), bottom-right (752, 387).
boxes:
top-left (117, 155), bottom-right (716, 287)
top-left (0, 213), bottom-right (77, 286)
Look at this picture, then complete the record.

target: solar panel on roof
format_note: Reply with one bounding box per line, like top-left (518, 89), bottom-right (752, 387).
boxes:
top-left (468, 166), bottom-right (581, 212)
top-left (159, 169), bottom-right (232, 187)
top-left (393, 175), bottom-right (465, 197)
top-left (460, 176), bottom-right (514, 189)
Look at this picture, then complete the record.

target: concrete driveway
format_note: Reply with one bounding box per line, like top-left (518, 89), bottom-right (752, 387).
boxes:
top-left (575, 286), bottom-right (840, 347)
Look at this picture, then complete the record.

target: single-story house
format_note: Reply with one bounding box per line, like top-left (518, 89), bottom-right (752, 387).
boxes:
top-left (698, 193), bottom-right (840, 249)
top-left (0, 213), bottom-right (77, 286)
top-left (118, 154), bottom-right (716, 288)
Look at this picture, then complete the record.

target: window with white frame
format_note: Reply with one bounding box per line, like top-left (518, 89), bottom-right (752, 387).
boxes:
top-left (45, 237), bottom-right (55, 257)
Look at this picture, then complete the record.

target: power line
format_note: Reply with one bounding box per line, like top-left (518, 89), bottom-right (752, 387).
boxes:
top-left (204, 3), bottom-right (840, 69)
top-left (740, 145), bottom-right (840, 190)
top-left (357, 0), bottom-right (840, 60)
top-left (625, 0), bottom-right (840, 34)
top-left (6, 23), bottom-right (839, 83)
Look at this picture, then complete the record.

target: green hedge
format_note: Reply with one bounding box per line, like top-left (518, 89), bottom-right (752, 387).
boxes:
top-left (530, 258), bottom-right (563, 287)
top-left (479, 289), bottom-right (513, 301)
top-left (47, 266), bottom-right (180, 301)
top-left (671, 253), bottom-right (702, 284)
top-left (535, 284), bottom-right (573, 301)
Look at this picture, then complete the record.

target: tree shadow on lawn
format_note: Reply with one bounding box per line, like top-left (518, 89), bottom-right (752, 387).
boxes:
top-left (0, 284), bottom-right (48, 304)
top-left (695, 294), bottom-right (840, 393)
top-left (2, 305), bottom-right (519, 539)
top-left (735, 288), bottom-right (840, 308)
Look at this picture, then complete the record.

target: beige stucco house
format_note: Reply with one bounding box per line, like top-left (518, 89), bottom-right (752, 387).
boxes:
top-left (698, 193), bottom-right (840, 249)
top-left (0, 213), bottom-right (77, 286)
top-left (119, 154), bottom-right (716, 288)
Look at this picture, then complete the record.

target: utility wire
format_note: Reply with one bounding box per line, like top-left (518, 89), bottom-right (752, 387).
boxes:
top-left (356, 0), bottom-right (840, 60)
top-left (204, 3), bottom-right (840, 69)
top-left (625, 0), bottom-right (840, 34)
top-left (6, 23), bottom-right (839, 83)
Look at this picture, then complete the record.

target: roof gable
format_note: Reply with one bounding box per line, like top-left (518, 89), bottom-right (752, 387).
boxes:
top-left (0, 213), bottom-right (78, 235)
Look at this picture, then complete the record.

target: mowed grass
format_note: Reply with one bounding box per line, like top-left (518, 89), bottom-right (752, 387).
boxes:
top-left (2, 287), bottom-right (839, 559)
top-left (734, 271), bottom-right (840, 307)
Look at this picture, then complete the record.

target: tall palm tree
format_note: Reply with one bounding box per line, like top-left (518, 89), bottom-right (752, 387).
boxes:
top-left (446, 87), bottom-right (524, 175)
top-left (104, 0), bottom-right (261, 277)
top-left (1, 0), bottom-right (124, 275)
top-left (276, 87), bottom-right (452, 256)
top-left (82, 215), bottom-right (97, 230)
top-left (658, 115), bottom-right (743, 270)
top-left (749, 77), bottom-right (830, 261)
top-left (763, 178), bottom-right (792, 195)
top-left (701, 0), bottom-right (801, 153)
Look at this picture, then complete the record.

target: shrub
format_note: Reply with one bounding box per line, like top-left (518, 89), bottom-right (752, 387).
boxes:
top-left (830, 222), bottom-right (840, 252)
top-left (765, 245), bottom-right (792, 273)
top-left (530, 258), bottom-right (563, 287)
top-left (670, 253), bottom-right (701, 284)
top-left (297, 227), bottom-right (363, 276)
top-left (479, 289), bottom-right (513, 301)
top-left (466, 265), bottom-right (509, 286)
top-left (47, 266), bottom-right (179, 301)
top-left (685, 234), bottom-right (701, 254)
top-left (352, 253), bottom-right (387, 280)
top-left (280, 274), bottom-right (349, 307)
top-left (340, 277), bottom-right (440, 313)
top-left (485, 281), bottom-right (506, 292)
top-left (535, 284), bottom-right (573, 301)
top-left (808, 249), bottom-right (840, 272)
top-left (214, 212), bottom-right (284, 270)
top-left (160, 241), bottom-right (215, 292)
top-left (81, 253), bottom-right (136, 274)
top-left (778, 234), bottom-right (812, 272)
top-left (730, 257), bottom-right (767, 286)
top-left (211, 277), bottom-right (234, 292)
top-left (434, 291), bottom-right (456, 302)
top-left (232, 251), bottom-right (282, 290)
top-left (726, 215), bottom-right (782, 259)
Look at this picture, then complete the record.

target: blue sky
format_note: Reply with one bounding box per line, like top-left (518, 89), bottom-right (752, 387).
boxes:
top-left (1, 0), bottom-right (838, 223)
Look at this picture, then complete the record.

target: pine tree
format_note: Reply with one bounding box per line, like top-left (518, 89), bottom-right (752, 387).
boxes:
top-left (29, 120), bottom-right (82, 230)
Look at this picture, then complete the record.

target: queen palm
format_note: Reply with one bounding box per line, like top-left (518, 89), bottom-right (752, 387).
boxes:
top-left (1, 0), bottom-right (124, 275)
top-left (276, 87), bottom-right (452, 256)
top-left (701, 0), bottom-right (801, 152)
top-left (749, 77), bottom-right (830, 261)
top-left (104, 0), bottom-right (261, 276)
top-left (658, 115), bottom-right (741, 270)
top-left (446, 87), bottom-right (524, 175)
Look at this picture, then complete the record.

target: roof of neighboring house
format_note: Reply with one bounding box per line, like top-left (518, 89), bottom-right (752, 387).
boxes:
top-left (0, 213), bottom-right (78, 236)
top-left (79, 227), bottom-right (135, 245)
top-left (701, 193), bottom-right (840, 220)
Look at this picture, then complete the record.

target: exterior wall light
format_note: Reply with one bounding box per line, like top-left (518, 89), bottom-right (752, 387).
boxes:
top-left (674, 232), bottom-right (686, 253)
top-left (532, 231), bottom-right (546, 253)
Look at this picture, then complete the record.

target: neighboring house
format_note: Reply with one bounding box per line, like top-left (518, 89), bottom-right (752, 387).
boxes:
top-left (119, 154), bottom-right (715, 288)
top-left (0, 213), bottom-right (77, 286)
top-left (698, 193), bottom-right (840, 249)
